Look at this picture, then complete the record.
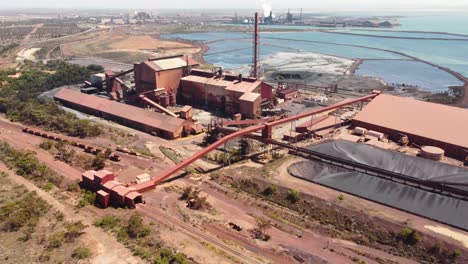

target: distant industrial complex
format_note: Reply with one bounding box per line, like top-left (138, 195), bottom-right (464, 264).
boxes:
top-left (47, 13), bottom-right (467, 214)
top-left (3, 5), bottom-right (468, 263)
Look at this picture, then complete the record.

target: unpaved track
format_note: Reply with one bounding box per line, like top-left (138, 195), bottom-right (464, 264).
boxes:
top-left (0, 118), bottom-right (82, 186)
top-left (138, 204), bottom-right (264, 264)
top-left (0, 164), bottom-right (141, 264)
top-left (21, 24), bottom-right (43, 44)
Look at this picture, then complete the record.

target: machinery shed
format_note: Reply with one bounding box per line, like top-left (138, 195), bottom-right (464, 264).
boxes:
top-left (124, 191), bottom-right (143, 207)
top-left (353, 94), bottom-right (468, 159)
top-left (93, 170), bottom-right (114, 186)
top-left (96, 190), bottom-right (110, 208)
top-left (81, 170), bottom-right (97, 189)
top-left (112, 185), bottom-right (131, 206)
top-left (239, 92), bottom-right (261, 119)
top-left (54, 88), bottom-right (186, 139)
top-left (102, 180), bottom-right (123, 193)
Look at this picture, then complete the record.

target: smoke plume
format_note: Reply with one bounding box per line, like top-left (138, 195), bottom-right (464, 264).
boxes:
top-left (260, 0), bottom-right (272, 17)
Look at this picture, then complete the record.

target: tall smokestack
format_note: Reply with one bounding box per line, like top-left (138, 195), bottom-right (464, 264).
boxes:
top-left (253, 12), bottom-right (259, 79)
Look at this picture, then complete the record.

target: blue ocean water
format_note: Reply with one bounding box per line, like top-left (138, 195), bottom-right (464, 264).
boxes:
top-left (330, 30), bottom-right (468, 39)
top-left (397, 13), bottom-right (468, 35)
top-left (356, 60), bottom-right (463, 92)
top-left (162, 13), bottom-right (468, 92)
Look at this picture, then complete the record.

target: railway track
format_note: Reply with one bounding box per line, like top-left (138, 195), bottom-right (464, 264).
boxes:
top-left (138, 205), bottom-right (264, 264)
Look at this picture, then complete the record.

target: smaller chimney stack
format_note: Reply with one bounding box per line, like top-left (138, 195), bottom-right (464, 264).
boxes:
top-left (238, 74), bottom-right (242, 82)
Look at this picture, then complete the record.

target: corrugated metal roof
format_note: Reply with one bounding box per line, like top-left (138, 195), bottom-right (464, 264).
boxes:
top-left (54, 89), bottom-right (185, 134)
top-left (181, 75), bottom-right (261, 94)
top-left (113, 185), bottom-right (131, 196)
top-left (103, 180), bottom-right (123, 190)
top-left (226, 80), bottom-right (261, 93)
top-left (353, 94), bottom-right (468, 149)
top-left (82, 170), bottom-right (96, 180)
top-left (94, 170), bottom-right (113, 179)
top-left (181, 75), bottom-right (232, 88)
top-left (239, 92), bottom-right (260, 102)
top-left (125, 191), bottom-right (142, 200)
top-left (148, 56), bottom-right (199, 71)
top-left (97, 190), bottom-right (109, 196)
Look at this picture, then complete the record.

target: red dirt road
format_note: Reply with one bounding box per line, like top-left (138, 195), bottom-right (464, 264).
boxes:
top-left (0, 118), bottom-right (82, 185)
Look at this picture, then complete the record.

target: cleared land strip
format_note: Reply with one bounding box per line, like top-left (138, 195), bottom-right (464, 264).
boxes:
top-left (138, 205), bottom-right (265, 264)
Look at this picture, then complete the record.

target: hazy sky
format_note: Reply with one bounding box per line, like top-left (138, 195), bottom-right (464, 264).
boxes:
top-left (3, 0), bottom-right (468, 11)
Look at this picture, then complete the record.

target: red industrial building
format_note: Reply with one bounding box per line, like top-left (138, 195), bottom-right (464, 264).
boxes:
top-left (54, 88), bottom-right (186, 139)
top-left (277, 88), bottom-right (298, 100)
top-left (81, 170), bottom-right (97, 189)
top-left (178, 70), bottom-right (273, 118)
top-left (134, 55), bottom-right (199, 96)
top-left (102, 180), bottom-right (123, 194)
top-left (352, 94), bottom-right (468, 159)
top-left (82, 170), bottom-right (143, 208)
top-left (93, 170), bottom-right (114, 186)
top-left (96, 190), bottom-right (110, 208)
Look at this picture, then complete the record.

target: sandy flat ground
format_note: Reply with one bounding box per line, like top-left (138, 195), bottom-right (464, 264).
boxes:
top-left (16, 47), bottom-right (41, 61)
top-left (109, 35), bottom-right (195, 50)
top-left (425, 225), bottom-right (468, 248)
top-left (262, 51), bottom-right (355, 75)
top-left (61, 31), bottom-right (201, 63)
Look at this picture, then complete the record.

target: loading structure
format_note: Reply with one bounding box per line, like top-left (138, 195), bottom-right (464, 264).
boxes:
top-left (131, 92), bottom-right (379, 192)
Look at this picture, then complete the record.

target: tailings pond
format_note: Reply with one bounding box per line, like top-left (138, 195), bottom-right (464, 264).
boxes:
top-left (163, 29), bottom-right (468, 92)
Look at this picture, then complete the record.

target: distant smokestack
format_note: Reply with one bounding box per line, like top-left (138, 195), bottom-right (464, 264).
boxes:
top-left (253, 12), bottom-right (259, 79)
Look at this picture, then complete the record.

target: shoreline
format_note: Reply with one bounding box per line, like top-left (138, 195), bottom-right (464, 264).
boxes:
top-left (262, 36), bottom-right (468, 106)
top-left (322, 31), bottom-right (468, 41)
top-left (166, 33), bottom-right (468, 108)
top-left (346, 59), bottom-right (363, 75)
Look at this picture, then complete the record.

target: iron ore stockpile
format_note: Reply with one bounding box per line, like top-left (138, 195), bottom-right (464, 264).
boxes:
top-left (288, 140), bottom-right (468, 230)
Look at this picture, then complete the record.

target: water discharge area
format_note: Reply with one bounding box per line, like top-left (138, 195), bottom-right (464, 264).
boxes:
top-left (162, 28), bottom-right (468, 92)
top-left (356, 60), bottom-right (463, 93)
top-left (288, 140), bottom-right (468, 231)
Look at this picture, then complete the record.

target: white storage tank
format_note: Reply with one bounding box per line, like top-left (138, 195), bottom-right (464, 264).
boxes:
top-left (353, 127), bottom-right (368, 136)
top-left (420, 146), bottom-right (445, 161)
top-left (367, 130), bottom-right (384, 140)
top-left (135, 173), bottom-right (151, 184)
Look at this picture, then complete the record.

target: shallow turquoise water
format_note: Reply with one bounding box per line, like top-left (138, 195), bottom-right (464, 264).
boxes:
top-left (397, 13), bottom-right (468, 35)
top-left (163, 31), bottom-right (468, 75)
top-left (330, 30), bottom-right (468, 39)
top-left (162, 13), bottom-right (468, 92)
top-left (356, 60), bottom-right (463, 92)
top-left (266, 32), bottom-right (468, 75)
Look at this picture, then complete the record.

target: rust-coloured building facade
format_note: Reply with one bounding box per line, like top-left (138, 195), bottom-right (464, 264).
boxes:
top-left (82, 170), bottom-right (143, 208)
top-left (178, 70), bottom-right (273, 119)
top-left (134, 55), bottom-right (199, 96)
top-left (54, 88), bottom-right (186, 139)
